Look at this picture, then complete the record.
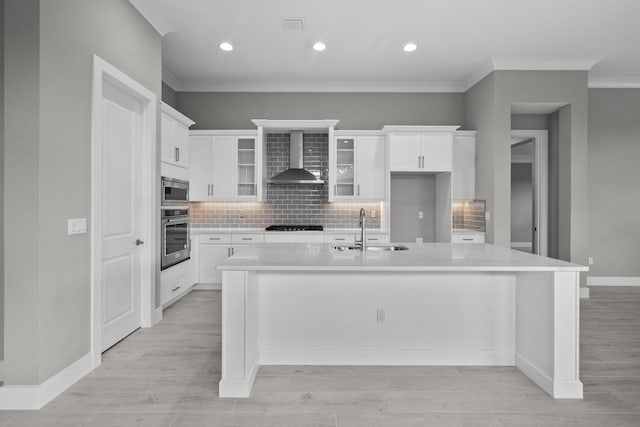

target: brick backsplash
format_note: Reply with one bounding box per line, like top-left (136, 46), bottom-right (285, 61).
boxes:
top-left (189, 133), bottom-right (381, 229)
top-left (452, 200), bottom-right (486, 232)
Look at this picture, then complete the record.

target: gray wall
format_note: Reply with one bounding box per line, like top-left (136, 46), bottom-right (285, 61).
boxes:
top-left (588, 88), bottom-right (640, 277)
top-left (0, 0), bottom-right (5, 360)
top-left (162, 81), bottom-right (177, 109)
top-left (390, 174), bottom-right (437, 243)
top-left (511, 162), bottom-right (533, 243)
top-left (465, 71), bottom-right (589, 272)
top-left (1, 0), bottom-right (161, 385)
top-left (175, 92), bottom-right (465, 130)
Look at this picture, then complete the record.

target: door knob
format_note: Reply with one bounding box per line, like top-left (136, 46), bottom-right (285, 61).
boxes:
top-left (135, 239), bottom-right (144, 246)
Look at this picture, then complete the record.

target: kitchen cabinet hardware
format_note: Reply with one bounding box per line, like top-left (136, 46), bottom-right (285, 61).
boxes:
top-left (242, 237), bottom-right (252, 241)
top-left (209, 237), bottom-right (220, 241)
top-left (174, 147), bottom-right (180, 162)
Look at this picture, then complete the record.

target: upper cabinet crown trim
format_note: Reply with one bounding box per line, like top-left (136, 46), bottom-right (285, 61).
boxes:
top-left (334, 130), bottom-right (384, 137)
top-left (190, 129), bottom-right (257, 136)
top-left (382, 125), bottom-right (460, 133)
top-left (251, 119), bottom-right (339, 131)
top-left (160, 102), bottom-right (195, 127)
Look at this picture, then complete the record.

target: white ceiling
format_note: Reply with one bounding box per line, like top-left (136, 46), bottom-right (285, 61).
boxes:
top-left (129, 0), bottom-right (640, 92)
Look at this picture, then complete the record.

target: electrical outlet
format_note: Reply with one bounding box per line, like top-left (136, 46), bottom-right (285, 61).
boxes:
top-left (485, 211), bottom-right (491, 221)
top-left (588, 257), bottom-right (594, 265)
top-left (418, 211), bottom-right (424, 219)
top-left (370, 209), bottom-right (376, 218)
top-left (376, 308), bottom-right (385, 323)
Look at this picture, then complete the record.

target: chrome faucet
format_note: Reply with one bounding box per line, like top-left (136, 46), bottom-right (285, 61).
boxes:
top-left (356, 208), bottom-right (367, 251)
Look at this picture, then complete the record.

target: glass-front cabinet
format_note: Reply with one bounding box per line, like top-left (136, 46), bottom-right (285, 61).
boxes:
top-left (237, 138), bottom-right (256, 197)
top-left (335, 138), bottom-right (355, 197)
top-left (189, 130), bottom-right (261, 201)
top-left (329, 132), bottom-right (386, 201)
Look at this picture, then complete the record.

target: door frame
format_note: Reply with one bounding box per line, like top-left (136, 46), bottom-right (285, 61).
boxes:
top-left (90, 55), bottom-right (158, 368)
top-left (511, 130), bottom-right (548, 257)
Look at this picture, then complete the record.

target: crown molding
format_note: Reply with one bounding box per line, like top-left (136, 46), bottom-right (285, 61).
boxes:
top-left (166, 80), bottom-right (466, 93)
top-left (128, 0), bottom-right (176, 35)
top-left (161, 68), bottom-right (182, 91)
top-left (588, 76), bottom-right (640, 88)
top-left (463, 57), bottom-right (601, 91)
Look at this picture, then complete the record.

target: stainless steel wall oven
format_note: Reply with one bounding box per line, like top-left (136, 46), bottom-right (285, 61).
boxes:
top-left (161, 208), bottom-right (190, 270)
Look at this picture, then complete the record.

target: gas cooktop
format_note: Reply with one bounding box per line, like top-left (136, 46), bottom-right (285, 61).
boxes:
top-left (265, 225), bottom-right (324, 232)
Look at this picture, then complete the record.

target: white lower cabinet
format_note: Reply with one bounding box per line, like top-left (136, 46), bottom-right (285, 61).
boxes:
top-left (196, 233), bottom-right (264, 284)
top-left (264, 233), bottom-right (324, 243)
top-left (451, 233), bottom-right (485, 243)
top-left (160, 259), bottom-right (193, 307)
top-left (324, 234), bottom-right (356, 244)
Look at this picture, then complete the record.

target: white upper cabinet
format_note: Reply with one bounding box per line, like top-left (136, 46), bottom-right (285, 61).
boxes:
top-left (384, 126), bottom-right (458, 172)
top-left (160, 102), bottom-right (194, 171)
top-left (189, 130), bottom-right (261, 201)
top-left (330, 133), bottom-right (386, 201)
top-left (452, 131), bottom-right (476, 200)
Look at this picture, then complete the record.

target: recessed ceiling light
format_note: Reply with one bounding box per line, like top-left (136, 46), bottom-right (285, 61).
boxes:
top-left (219, 42), bottom-right (233, 52)
top-left (313, 42), bottom-right (326, 52)
top-left (403, 43), bottom-right (417, 52)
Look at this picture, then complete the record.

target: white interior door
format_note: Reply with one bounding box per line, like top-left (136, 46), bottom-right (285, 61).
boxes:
top-left (100, 80), bottom-right (143, 351)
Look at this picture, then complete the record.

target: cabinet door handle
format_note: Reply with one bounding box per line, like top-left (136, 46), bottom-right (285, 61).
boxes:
top-left (357, 184), bottom-right (360, 196)
top-left (172, 286), bottom-right (181, 292)
top-left (175, 147), bottom-right (180, 162)
top-left (334, 185), bottom-right (337, 196)
top-left (211, 184), bottom-right (214, 195)
top-left (418, 155), bottom-right (421, 169)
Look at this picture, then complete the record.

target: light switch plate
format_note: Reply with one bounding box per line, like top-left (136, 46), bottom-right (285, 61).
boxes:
top-left (68, 218), bottom-right (87, 235)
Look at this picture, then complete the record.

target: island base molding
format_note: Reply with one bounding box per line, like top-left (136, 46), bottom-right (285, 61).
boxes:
top-left (220, 269), bottom-right (583, 399)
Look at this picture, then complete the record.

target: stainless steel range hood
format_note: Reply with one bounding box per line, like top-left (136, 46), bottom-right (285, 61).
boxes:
top-left (267, 130), bottom-right (324, 184)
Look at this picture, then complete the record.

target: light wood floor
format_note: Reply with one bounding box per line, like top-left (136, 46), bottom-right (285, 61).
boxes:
top-left (1, 286), bottom-right (639, 426)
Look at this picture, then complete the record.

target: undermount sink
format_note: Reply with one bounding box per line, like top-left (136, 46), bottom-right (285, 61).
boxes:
top-left (333, 244), bottom-right (409, 252)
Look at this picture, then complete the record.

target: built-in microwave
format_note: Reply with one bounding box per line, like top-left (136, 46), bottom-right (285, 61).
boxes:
top-left (161, 176), bottom-right (189, 206)
top-left (161, 208), bottom-right (190, 270)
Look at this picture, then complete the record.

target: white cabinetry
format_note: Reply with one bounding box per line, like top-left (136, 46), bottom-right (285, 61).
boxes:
top-left (452, 131), bottom-right (476, 200)
top-left (189, 130), bottom-right (261, 201)
top-left (195, 233), bottom-right (264, 285)
top-left (330, 132), bottom-right (386, 201)
top-left (160, 102), bottom-right (194, 180)
top-left (451, 232), bottom-right (485, 243)
top-left (384, 126), bottom-right (458, 172)
top-left (160, 259), bottom-right (193, 307)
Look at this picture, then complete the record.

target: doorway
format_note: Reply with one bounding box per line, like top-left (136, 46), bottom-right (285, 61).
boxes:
top-left (511, 130), bottom-right (548, 256)
top-left (90, 55), bottom-right (158, 366)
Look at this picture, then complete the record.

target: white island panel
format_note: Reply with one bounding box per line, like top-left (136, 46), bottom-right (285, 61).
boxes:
top-left (257, 271), bottom-right (515, 365)
top-left (217, 243), bottom-right (586, 399)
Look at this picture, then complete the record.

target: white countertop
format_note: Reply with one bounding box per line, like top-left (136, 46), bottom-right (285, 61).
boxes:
top-left (217, 242), bottom-right (588, 273)
top-left (190, 227), bottom-right (390, 235)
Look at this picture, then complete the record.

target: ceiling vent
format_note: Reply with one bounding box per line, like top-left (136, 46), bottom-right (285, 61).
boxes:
top-left (282, 18), bottom-right (304, 31)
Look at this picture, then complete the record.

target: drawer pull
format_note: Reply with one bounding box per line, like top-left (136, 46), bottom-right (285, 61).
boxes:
top-left (172, 286), bottom-right (181, 292)
top-left (335, 238), bottom-right (346, 241)
top-left (209, 237), bottom-right (220, 241)
top-left (368, 238), bottom-right (379, 241)
top-left (463, 238), bottom-right (473, 241)
top-left (242, 237), bottom-right (252, 241)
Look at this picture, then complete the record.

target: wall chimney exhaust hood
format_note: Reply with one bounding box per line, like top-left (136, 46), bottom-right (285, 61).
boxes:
top-left (267, 130), bottom-right (324, 184)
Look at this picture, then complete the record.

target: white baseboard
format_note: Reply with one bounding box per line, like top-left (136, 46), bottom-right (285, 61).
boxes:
top-left (259, 349), bottom-right (515, 366)
top-left (0, 352), bottom-right (94, 410)
top-left (580, 287), bottom-right (590, 299)
top-left (587, 276), bottom-right (640, 286)
top-left (219, 350), bottom-right (260, 398)
top-left (515, 352), bottom-right (583, 399)
top-left (194, 283), bottom-right (221, 291)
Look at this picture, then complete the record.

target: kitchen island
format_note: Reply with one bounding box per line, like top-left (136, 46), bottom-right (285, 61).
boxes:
top-left (217, 243), bottom-right (587, 399)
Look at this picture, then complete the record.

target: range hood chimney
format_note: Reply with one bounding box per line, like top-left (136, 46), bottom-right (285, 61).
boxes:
top-left (267, 131), bottom-right (324, 184)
